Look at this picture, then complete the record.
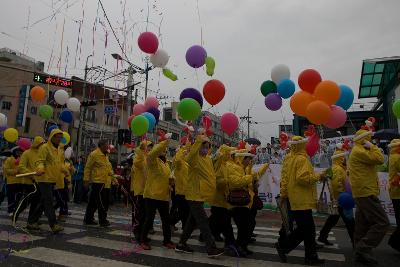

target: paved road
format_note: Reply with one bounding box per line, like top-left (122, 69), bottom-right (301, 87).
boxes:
top-left (0, 203), bottom-right (397, 267)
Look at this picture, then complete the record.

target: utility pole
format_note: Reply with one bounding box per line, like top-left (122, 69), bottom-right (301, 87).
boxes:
top-left (144, 60), bottom-right (149, 99)
top-left (77, 54), bottom-right (92, 160)
top-left (240, 109), bottom-right (252, 139)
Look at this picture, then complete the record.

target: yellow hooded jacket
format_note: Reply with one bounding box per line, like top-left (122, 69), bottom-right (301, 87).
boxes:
top-left (35, 129), bottom-right (67, 183)
top-left (286, 136), bottom-right (320, 211)
top-left (84, 147), bottom-right (113, 186)
top-left (3, 156), bottom-right (19, 185)
top-left (280, 150), bottom-right (293, 198)
top-left (18, 136), bottom-right (45, 184)
top-left (388, 139), bottom-right (400, 199)
top-left (130, 140), bottom-right (151, 195)
top-left (330, 150), bottom-right (347, 200)
top-left (349, 130), bottom-right (384, 198)
top-left (143, 140), bottom-right (171, 201)
top-left (185, 135), bottom-right (216, 202)
top-left (173, 144), bottom-right (190, 196)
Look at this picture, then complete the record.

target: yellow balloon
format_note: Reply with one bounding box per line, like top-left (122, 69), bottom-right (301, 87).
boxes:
top-left (61, 132), bottom-right (70, 145)
top-left (4, 128), bottom-right (18, 143)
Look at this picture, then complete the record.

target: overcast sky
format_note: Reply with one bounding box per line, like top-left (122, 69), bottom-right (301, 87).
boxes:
top-left (1, 0), bottom-right (399, 144)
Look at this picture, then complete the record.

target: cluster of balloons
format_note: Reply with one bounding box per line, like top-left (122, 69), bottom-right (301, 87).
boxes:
top-left (137, 31), bottom-right (178, 81)
top-left (185, 45), bottom-right (215, 77)
top-left (261, 64), bottom-right (294, 111)
top-left (290, 69), bottom-right (354, 128)
top-left (129, 96), bottom-right (160, 136)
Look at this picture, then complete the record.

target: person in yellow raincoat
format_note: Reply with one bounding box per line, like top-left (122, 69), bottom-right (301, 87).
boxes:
top-left (175, 135), bottom-right (225, 257)
top-left (349, 129), bottom-right (389, 265)
top-left (208, 145), bottom-right (236, 247)
top-left (170, 141), bottom-right (190, 230)
top-left (318, 146), bottom-right (355, 246)
top-left (275, 136), bottom-right (325, 265)
top-left (130, 140), bottom-right (153, 241)
top-left (83, 140), bottom-right (116, 227)
top-left (140, 137), bottom-right (176, 250)
top-left (386, 139), bottom-right (400, 252)
top-left (3, 146), bottom-right (23, 216)
top-left (33, 129), bottom-right (67, 233)
top-left (14, 136), bottom-right (45, 225)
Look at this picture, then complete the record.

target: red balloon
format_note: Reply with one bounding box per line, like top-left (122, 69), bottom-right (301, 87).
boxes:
top-left (128, 115), bottom-right (135, 127)
top-left (203, 80), bottom-right (225, 105)
top-left (306, 133), bottom-right (320, 158)
top-left (137, 32), bottom-right (159, 54)
top-left (298, 69), bottom-right (322, 94)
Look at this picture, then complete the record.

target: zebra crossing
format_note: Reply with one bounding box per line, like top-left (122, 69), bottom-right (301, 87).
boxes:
top-left (0, 204), bottom-right (347, 266)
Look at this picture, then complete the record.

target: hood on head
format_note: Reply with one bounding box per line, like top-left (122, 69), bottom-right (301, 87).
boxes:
top-left (289, 136), bottom-right (307, 154)
top-left (331, 149), bottom-right (347, 166)
top-left (32, 136), bottom-right (45, 149)
top-left (48, 128), bottom-right (63, 142)
top-left (353, 129), bottom-right (373, 145)
top-left (389, 139), bottom-right (400, 155)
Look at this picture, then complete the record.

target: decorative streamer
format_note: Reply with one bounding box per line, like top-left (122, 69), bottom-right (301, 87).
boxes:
top-left (195, 0), bottom-right (204, 46)
top-left (57, 16), bottom-right (66, 75)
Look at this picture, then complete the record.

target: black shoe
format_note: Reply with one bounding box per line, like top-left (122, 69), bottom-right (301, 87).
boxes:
top-left (249, 237), bottom-right (256, 243)
top-left (149, 228), bottom-right (155, 235)
top-left (242, 247), bottom-right (253, 256)
top-left (100, 220), bottom-right (111, 227)
top-left (354, 250), bottom-right (378, 265)
top-left (318, 237), bottom-right (334, 246)
top-left (275, 242), bottom-right (287, 263)
top-left (207, 247), bottom-right (224, 257)
top-left (251, 233), bottom-right (257, 238)
top-left (175, 243), bottom-right (194, 253)
top-left (198, 234), bottom-right (205, 242)
top-left (214, 235), bottom-right (224, 242)
top-left (84, 220), bottom-right (98, 226)
top-left (305, 257), bottom-right (325, 266)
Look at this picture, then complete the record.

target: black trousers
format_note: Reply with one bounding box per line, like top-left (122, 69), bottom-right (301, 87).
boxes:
top-left (72, 180), bottom-right (83, 203)
top-left (28, 183), bottom-right (57, 227)
top-left (279, 209), bottom-right (317, 258)
top-left (84, 183), bottom-right (109, 224)
top-left (54, 188), bottom-right (69, 216)
top-left (170, 194), bottom-right (190, 230)
top-left (141, 198), bottom-right (171, 244)
top-left (180, 201), bottom-right (216, 251)
top-left (13, 184), bottom-right (40, 223)
top-left (231, 207), bottom-right (251, 248)
top-left (389, 199), bottom-right (400, 250)
top-left (319, 206), bottom-right (355, 244)
top-left (7, 183), bottom-right (23, 214)
top-left (209, 206), bottom-right (235, 246)
top-left (249, 202), bottom-right (258, 235)
top-left (131, 193), bottom-right (146, 240)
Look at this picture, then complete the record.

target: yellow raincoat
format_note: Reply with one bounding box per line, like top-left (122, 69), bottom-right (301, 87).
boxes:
top-left (3, 156), bottom-right (19, 185)
top-left (173, 144), bottom-right (190, 196)
top-left (36, 129), bottom-right (67, 184)
top-left (279, 150), bottom-right (293, 199)
top-left (143, 140), bottom-right (171, 201)
top-left (84, 147), bottom-right (114, 187)
top-left (18, 136), bottom-right (45, 184)
top-left (285, 136), bottom-right (320, 211)
top-left (130, 140), bottom-right (151, 195)
top-left (330, 150), bottom-right (347, 199)
top-left (349, 129), bottom-right (384, 198)
top-left (388, 139), bottom-right (400, 199)
top-left (185, 135), bottom-right (216, 202)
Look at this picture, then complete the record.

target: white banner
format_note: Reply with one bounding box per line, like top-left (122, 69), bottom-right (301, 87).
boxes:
top-left (255, 164), bottom-right (396, 224)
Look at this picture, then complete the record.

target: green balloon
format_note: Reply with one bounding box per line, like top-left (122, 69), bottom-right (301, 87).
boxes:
top-left (39, 104), bottom-right (53, 120)
top-left (392, 100), bottom-right (400, 118)
top-left (260, 80), bottom-right (277, 96)
top-left (177, 98), bottom-right (202, 121)
top-left (205, 56), bottom-right (215, 76)
top-left (131, 115), bottom-right (149, 136)
top-left (163, 68), bottom-right (178, 81)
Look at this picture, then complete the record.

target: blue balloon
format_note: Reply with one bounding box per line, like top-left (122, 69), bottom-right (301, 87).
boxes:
top-left (336, 85), bottom-right (354, 110)
top-left (277, 79), bottom-right (295, 99)
top-left (142, 112), bottom-right (156, 131)
top-left (59, 109), bottom-right (73, 123)
top-left (338, 192), bottom-right (355, 209)
top-left (47, 125), bottom-right (58, 135)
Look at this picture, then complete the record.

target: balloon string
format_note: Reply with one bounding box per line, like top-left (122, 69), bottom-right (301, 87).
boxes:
top-left (146, 0), bottom-right (150, 32)
top-left (195, 0), bottom-right (204, 46)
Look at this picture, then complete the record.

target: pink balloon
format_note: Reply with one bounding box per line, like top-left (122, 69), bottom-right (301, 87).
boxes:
top-left (138, 32), bottom-right (159, 54)
top-left (144, 96), bottom-right (159, 110)
top-left (324, 105), bottom-right (347, 129)
top-left (16, 138), bottom-right (32, 151)
top-left (132, 104), bottom-right (146, 116)
top-left (220, 112), bottom-right (239, 136)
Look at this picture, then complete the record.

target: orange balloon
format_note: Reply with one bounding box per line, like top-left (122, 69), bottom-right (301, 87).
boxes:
top-left (30, 86), bottom-right (46, 102)
top-left (314, 80), bottom-right (340, 105)
top-left (290, 91), bottom-right (314, 117)
top-left (306, 100), bottom-right (332, 125)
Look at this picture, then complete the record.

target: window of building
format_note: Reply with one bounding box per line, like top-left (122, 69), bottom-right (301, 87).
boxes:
top-left (1, 101), bottom-right (12, 110)
top-left (164, 108), bottom-right (172, 121)
top-left (24, 117), bottom-right (31, 133)
top-left (86, 108), bottom-right (96, 122)
top-left (106, 114), bottom-right (119, 126)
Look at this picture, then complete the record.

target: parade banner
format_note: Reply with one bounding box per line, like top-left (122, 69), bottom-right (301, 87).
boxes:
top-left (255, 164), bottom-right (396, 224)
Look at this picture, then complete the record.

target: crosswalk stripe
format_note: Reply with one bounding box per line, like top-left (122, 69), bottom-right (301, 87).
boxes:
top-left (0, 230), bottom-right (43, 243)
top-left (13, 247), bottom-right (148, 267)
top-left (0, 218), bottom-right (85, 235)
top-left (108, 230), bottom-right (342, 259)
top-left (68, 236), bottom-right (307, 267)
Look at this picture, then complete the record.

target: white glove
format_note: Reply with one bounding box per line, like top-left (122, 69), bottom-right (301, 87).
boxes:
top-left (188, 126), bottom-right (194, 132)
top-left (363, 141), bottom-right (373, 149)
top-left (165, 133), bottom-right (172, 139)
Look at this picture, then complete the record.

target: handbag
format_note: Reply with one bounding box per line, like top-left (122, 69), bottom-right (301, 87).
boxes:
top-left (317, 180), bottom-right (339, 215)
top-left (227, 179), bottom-right (251, 206)
top-left (253, 194), bottom-right (264, 210)
top-left (326, 181), bottom-right (339, 215)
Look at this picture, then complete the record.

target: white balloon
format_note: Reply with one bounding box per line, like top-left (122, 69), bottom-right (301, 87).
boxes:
top-left (271, 64), bottom-right (290, 84)
top-left (150, 49), bottom-right (169, 68)
top-left (0, 113), bottom-right (7, 127)
top-left (64, 147), bottom-right (73, 159)
top-left (54, 90), bottom-right (69, 105)
top-left (67, 97), bottom-right (81, 112)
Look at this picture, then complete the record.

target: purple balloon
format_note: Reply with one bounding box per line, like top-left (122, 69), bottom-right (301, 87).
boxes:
top-left (344, 178), bottom-right (352, 193)
top-left (180, 88), bottom-right (203, 107)
top-left (147, 107), bottom-right (160, 123)
top-left (185, 45), bottom-right (207, 68)
top-left (0, 126), bottom-right (7, 132)
top-left (265, 93), bottom-right (282, 111)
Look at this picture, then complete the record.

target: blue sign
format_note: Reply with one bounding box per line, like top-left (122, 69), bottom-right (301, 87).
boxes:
top-left (16, 85), bottom-right (28, 127)
top-left (104, 106), bottom-right (118, 114)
